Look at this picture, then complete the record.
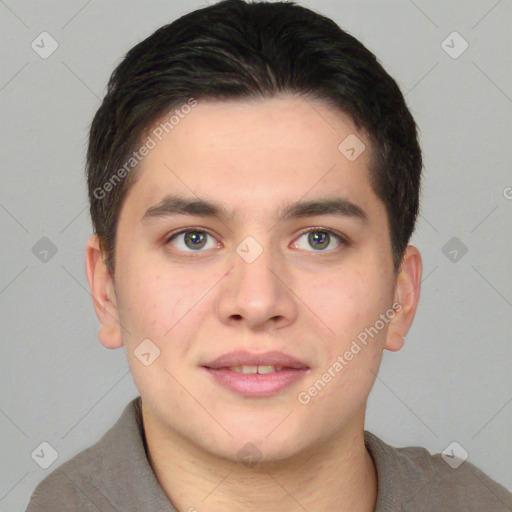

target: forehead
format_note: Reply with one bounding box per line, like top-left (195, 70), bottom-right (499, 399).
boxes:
top-left (123, 96), bottom-right (380, 222)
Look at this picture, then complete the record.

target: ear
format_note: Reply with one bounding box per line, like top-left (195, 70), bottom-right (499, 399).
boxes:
top-left (385, 245), bottom-right (422, 352)
top-left (85, 235), bottom-right (124, 349)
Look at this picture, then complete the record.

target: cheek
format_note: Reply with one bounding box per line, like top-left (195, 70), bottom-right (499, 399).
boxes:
top-left (117, 270), bottom-right (192, 388)
top-left (310, 268), bottom-right (390, 343)
top-left (116, 265), bottom-right (187, 340)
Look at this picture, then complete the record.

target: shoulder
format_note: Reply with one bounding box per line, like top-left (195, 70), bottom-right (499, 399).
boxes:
top-left (25, 398), bottom-right (143, 511)
top-left (365, 431), bottom-right (512, 512)
top-left (24, 450), bottom-right (112, 511)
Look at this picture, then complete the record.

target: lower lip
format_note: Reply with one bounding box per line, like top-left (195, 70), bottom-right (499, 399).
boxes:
top-left (203, 367), bottom-right (309, 397)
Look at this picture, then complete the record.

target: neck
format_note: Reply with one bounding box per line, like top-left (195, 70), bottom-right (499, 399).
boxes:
top-left (142, 405), bottom-right (378, 512)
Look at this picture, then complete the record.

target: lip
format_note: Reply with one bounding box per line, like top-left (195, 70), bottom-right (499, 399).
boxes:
top-left (202, 350), bottom-right (309, 370)
top-left (203, 367), bottom-right (309, 397)
top-left (201, 350), bottom-right (310, 398)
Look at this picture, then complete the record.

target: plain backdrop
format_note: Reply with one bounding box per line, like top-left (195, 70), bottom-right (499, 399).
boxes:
top-left (0, 0), bottom-right (511, 510)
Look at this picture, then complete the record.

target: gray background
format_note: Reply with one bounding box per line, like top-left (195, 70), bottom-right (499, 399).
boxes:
top-left (1, 0), bottom-right (511, 509)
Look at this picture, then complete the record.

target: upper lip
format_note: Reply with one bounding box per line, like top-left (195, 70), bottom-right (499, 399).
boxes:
top-left (203, 350), bottom-right (309, 369)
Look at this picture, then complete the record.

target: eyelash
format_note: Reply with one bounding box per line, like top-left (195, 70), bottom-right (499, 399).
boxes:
top-left (163, 227), bottom-right (349, 256)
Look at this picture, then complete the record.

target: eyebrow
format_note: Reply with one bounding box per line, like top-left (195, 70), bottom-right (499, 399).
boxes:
top-left (141, 194), bottom-right (368, 224)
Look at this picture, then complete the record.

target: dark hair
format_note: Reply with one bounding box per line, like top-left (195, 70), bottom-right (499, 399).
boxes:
top-left (87, 0), bottom-right (422, 277)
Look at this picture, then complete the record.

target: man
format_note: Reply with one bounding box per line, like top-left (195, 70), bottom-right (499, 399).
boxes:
top-left (26, 0), bottom-right (512, 510)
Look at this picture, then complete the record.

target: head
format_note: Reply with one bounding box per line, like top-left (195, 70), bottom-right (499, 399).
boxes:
top-left (86, 0), bottom-right (422, 464)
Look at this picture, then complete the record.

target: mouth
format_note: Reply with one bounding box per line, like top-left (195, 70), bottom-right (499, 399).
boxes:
top-left (201, 350), bottom-right (310, 397)
top-left (203, 349), bottom-right (309, 370)
top-left (202, 367), bottom-right (309, 397)
top-left (214, 364), bottom-right (292, 374)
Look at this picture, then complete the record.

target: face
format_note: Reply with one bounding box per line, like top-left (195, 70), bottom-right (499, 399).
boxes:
top-left (87, 95), bottom-right (420, 464)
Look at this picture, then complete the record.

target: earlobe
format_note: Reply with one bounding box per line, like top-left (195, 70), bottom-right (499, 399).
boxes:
top-left (384, 245), bottom-right (422, 352)
top-left (85, 235), bottom-right (124, 349)
top-left (385, 331), bottom-right (406, 352)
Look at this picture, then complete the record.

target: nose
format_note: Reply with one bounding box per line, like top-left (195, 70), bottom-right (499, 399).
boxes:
top-left (215, 240), bottom-right (298, 331)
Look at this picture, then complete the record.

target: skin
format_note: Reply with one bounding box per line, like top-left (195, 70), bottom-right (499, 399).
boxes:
top-left (86, 95), bottom-right (422, 512)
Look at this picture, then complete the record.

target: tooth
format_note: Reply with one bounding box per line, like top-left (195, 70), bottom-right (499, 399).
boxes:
top-left (241, 365), bottom-right (258, 374)
top-left (227, 365), bottom-right (286, 374)
top-left (257, 365), bottom-right (275, 374)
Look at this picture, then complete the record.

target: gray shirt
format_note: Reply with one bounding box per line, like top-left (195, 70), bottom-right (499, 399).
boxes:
top-left (25, 396), bottom-right (512, 511)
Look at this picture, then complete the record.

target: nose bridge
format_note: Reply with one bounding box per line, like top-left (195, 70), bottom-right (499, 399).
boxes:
top-left (216, 231), bottom-right (297, 328)
top-left (233, 233), bottom-right (281, 303)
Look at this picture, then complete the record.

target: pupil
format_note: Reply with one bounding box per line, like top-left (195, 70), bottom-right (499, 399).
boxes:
top-left (185, 231), bottom-right (206, 250)
top-left (309, 231), bottom-right (329, 250)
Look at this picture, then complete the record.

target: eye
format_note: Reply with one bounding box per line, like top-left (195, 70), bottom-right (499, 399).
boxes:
top-left (164, 227), bottom-right (348, 255)
top-left (292, 228), bottom-right (346, 252)
top-left (164, 229), bottom-right (219, 253)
